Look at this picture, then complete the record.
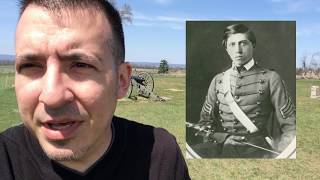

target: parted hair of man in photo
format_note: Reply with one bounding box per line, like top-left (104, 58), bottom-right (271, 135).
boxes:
top-left (0, 0), bottom-right (190, 179)
top-left (186, 21), bottom-right (296, 158)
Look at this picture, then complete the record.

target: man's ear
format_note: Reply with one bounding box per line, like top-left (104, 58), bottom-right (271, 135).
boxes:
top-left (117, 62), bottom-right (132, 99)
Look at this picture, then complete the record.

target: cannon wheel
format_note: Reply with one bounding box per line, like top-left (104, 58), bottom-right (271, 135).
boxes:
top-left (137, 72), bottom-right (154, 97)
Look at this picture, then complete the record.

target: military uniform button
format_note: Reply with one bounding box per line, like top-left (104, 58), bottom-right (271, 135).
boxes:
top-left (234, 95), bottom-right (239, 99)
top-left (220, 119), bottom-right (224, 122)
top-left (258, 90), bottom-right (264, 95)
top-left (252, 120), bottom-right (256, 123)
top-left (256, 111), bottom-right (260, 115)
top-left (259, 79), bottom-right (265, 84)
top-left (213, 140), bottom-right (217, 143)
top-left (216, 101), bottom-right (220, 104)
top-left (223, 127), bottom-right (227, 131)
top-left (256, 101), bottom-right (261, 105)
top-left (216, 90), bottom-right (219, 93)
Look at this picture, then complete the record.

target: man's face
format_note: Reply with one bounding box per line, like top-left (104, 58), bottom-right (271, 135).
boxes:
top-left (226, 33), bottom-right (254, 67)
top-left (15, 5), bottom-right (130, 166)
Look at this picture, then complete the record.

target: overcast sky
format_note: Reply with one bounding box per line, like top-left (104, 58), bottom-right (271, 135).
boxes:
top-left (1, 0), bottom-right (320, 65)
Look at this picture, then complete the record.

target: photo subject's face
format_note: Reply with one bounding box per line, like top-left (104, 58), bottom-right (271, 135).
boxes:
top-left (226, 33), bottom-right (254, 67)
top-left (15, 5), bottom-right (124, 164)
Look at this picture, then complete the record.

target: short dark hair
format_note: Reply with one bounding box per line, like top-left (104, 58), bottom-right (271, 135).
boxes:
top-left (222, 24), bottom-right (256, 48)
top-left (18, 0), bottom-right (125, 64)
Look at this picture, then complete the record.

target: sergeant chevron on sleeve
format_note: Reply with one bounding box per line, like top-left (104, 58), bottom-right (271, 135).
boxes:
top-left (196, 23), bottom-right (296, 158)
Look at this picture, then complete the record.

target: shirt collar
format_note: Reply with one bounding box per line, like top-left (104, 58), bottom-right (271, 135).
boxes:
top-left (232, 58), bottom-right (255, 71)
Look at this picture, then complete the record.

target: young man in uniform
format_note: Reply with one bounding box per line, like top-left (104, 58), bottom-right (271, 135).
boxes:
top-left (0, 0), bottom-right (190, 179)
top-left (196, 24), bottom-right (296, 158)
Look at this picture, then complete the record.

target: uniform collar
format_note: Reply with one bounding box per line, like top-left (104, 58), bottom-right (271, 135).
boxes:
top-left (232, 58), bottom-right (255, 71)
top-left (244, 58), bottom-right (255, 70)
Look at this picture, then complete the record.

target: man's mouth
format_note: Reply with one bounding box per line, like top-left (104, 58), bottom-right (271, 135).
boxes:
top-left (47, 121), bottom-right (76, 130)
top-left (42, 120), bottom-right (83, 140)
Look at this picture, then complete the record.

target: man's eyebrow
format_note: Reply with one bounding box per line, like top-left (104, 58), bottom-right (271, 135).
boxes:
top-left (58, 52), bottom-right (101, 62)
top-left (16, 52), bottom-right (102, 63)
top-left (16, 53), bottom-right (46, 62)
top-left (228, 40), bottom-right (249, 45)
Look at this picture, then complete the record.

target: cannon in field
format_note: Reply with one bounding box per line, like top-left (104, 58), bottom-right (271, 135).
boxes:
top-left (126, 72), bottom-right (165, 101)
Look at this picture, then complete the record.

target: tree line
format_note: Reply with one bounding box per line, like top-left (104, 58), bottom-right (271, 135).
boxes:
top-left (0, 60), bottom-right (14, 66)
top-left (296, 52), bottom-right (320, 79)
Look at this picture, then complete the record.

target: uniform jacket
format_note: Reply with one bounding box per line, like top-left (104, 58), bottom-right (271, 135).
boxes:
top-left (199, 61), bottom-right (296, 158)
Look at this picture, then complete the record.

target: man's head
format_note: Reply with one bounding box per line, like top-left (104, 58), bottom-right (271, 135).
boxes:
top-left (19, 0), bottom-right (125, 63)
top-left (222, 24), bottom-right (256, 67)
top-left (15, 0), bottom-right (131, 171)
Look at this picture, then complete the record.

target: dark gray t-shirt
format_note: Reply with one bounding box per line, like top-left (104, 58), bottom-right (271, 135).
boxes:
top-left (0, 116), bottom-right (190, 180)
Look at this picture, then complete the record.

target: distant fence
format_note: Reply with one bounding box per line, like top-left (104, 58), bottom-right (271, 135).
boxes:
top-left (296, 70), bottom-right (320, 79)
top-left (0, 73), bottom-right (14, 90)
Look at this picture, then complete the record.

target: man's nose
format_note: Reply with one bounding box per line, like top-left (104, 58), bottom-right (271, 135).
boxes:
top-left (236, 44), bottom-right (243, 53)
top-left (39, 64), bottom-right (74, 108)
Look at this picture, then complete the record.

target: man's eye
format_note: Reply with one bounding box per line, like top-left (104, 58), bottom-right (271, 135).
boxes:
top-left (17, 63), bottom-right (43, 72)
top-left (240, 41), bottom-right (248, 46)
top-left (72, 62), bottom-right (96, 70)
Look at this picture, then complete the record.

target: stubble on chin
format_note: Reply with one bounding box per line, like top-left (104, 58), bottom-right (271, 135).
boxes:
top-left (41, 139), bottom-right (90, 162)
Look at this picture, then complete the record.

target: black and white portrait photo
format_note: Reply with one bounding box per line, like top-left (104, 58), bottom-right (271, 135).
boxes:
top-left (186, 21), bottom-right (296, 159)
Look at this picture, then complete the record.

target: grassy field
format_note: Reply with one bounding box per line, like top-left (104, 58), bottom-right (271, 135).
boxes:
top-left (1, 70), bottom-right (320, 179)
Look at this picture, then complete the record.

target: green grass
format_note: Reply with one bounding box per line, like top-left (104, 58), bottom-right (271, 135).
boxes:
top-left (1, 72), bottom-right (320, 179)
top-left (0, 73), bottom-right (15, 89)
top-left (0, 73), bottom-right (19, 131)
top-left (0, 65), bottom-right (15, 73)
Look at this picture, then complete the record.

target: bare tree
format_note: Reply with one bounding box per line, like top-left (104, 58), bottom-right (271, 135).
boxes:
top-left (311, 52), bottom-right (320, 72)
top-left (301, 55), bottom-right (307, 69)
top-left (300, 54), bottom-right (308, 76)
top-left (297, 52), bottom-right (320, 79)
top-left (107, 0), bottom-right (133, 24)
top-left (120, 3), bottom-right (133, 24)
